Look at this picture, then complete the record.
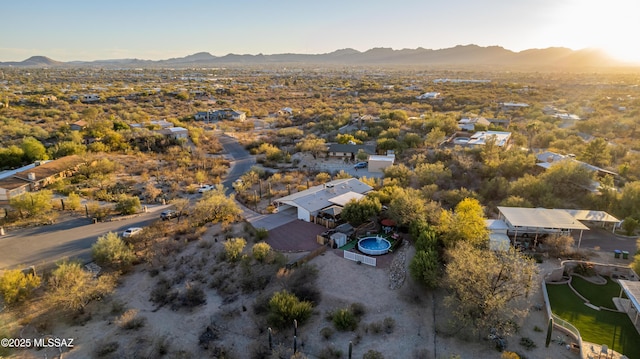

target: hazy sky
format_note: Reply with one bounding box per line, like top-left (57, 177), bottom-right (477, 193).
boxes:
top-left (2, 0), bottom-right (639, 63)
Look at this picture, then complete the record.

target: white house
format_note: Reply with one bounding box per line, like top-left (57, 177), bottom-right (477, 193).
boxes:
top-left (159, 127), bottom-right (188, 140)
top-left (367, 154), bottom-right (395, 173)
top-left (416, 92), bottom-right (441, 100)
top-left (457, 117), bottom-right (491, 131)
top-left (467, 131), bottom-right (512, 148)
top-left (273, 178), bottom-right (373, 222)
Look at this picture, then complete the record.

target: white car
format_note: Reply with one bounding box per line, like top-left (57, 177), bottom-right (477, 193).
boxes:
top-left (122, 227), bottom-right (143, 237)
top-left (198, 184), bottom-right (215, 193)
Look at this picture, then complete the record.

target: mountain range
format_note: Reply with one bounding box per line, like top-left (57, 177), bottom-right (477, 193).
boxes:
top-left (0, 45), bottom-right (628, 68)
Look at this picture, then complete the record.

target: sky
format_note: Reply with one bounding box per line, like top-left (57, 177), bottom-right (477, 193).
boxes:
top-left (2, 0), bottom-right (639, 63)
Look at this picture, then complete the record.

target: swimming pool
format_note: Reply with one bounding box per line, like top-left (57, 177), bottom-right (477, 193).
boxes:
top-left (357, 236), bottom-right (391, 256)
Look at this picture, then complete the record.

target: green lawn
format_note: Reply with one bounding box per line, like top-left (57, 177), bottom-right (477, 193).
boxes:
top-left (546, 281), bottom-right (640, 358)
top-left (570, 276), bottom-right (627, 309)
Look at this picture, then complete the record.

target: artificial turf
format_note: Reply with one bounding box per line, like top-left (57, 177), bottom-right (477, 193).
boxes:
top-left (546, 280), bottom-right (640, 358)
top-left (570, 276), bottom-right (627, 309)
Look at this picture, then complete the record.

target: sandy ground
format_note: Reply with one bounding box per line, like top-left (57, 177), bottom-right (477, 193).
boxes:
top-left (12, 235), bottom-right (626, 359)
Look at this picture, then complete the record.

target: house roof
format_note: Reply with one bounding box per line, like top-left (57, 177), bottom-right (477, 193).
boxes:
top-left (368, 155), bottom-right (395, 163)
top-left (14, 155), bottom-right (84, 182)
top-left (0, 176), bottom-right (31, 190)
top-left (560, 209), bottom-right (620, 223)
top-left (535, 151), bottom-right (618, 176)
top-left (468, 131), bottom-right (511, 147)
top-left (328, 191), bottom-right (365, 206)
top-left (275, 178), bottom-right (372, 213)
top-left (497, 206), bottom-right (589, 231)
top-left (327, 143), bottom-right (376, 154)
top-left (619, 280), bottom-right (640, 320)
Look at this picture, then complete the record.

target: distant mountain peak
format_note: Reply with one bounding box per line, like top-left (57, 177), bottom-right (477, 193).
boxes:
top-left (0, 45), bottom-right (629, 68)
top-left (22, 56), bottom-right (60, 65)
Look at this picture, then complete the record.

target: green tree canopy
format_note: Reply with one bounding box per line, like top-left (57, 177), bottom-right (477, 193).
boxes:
top-left (438, 197), bottom-right (489, 248)
top-left (444, 241), bottom-right (538, 337)
top-left (340, 196), bottom-right (382, 227)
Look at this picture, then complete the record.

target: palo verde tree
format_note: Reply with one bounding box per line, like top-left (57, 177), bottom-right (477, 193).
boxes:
top-left (91, 232), bottom-right (135, 270)
top-left (45, 260), bottom-right (116, 313)
top-left (438, 197), bottom-right (489, 248)
top-left (192, 185), bottom-right (242, 227)
top-left (444, 241), bottom-right (538, 337)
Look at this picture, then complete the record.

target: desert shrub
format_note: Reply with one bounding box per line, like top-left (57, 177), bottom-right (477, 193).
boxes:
top-left (318, 345), bottom-right (343, 359)
top-left (331, 308), bottom-right (359, 331)
top-left (350, 302), bottom-right (366, 318)
top-left (519, 337), bottom-right (536, 350)
top-left (116, 309), bottom-right (146, 330)
top-left (241, 272), bottom-right (270, 293)
top-left (320, 326), bottom-right (334, 340)
top-left (383, 317), bottom-right (396, 333)
top-left (46, 260), bottom-right (116, 312)
top-left (91, 232), bottom-right (135, 269)
top-left (368, 321), bottom-right (383, 334)
top-left (501, 351), bottom-right (521, 359)
top-left (573, 263), bottom-right (596, 277)
top-left (362, 350), bottom-right (384, 359)
top-left (65, 192), bottom-right (82, 210)
top-left (94, 341), bottom-right (119, 357)
top-left (150, 275), bottom-right (177, 305)
top-left (182, 284), bottom-right (206, 307)
top-left (622, 217), bottom-right (639, 236)
top-left (267, 290), bottom-right (313, 329)
top-left (252, 242), bottom-right (272, 262)
top-left (224, 237), bottom-right (247, 261)
top-left (256, 227), bottom-right (269, 240)
top-left (544, 235), bottom-right (574, 257)
top-left (115, 194), bottom-right (141, 215)
top-left (0, 269), bottom-right (41, 305)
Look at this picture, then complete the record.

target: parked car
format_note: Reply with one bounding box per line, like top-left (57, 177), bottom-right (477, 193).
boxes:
top-left (122, 227), bottom-right (143, 237)
top-left (198, 184), bottom-right (215, 193)
top-left (354, 162), bottom-right (367, 169)
top-left (160, 210), bottom-right (178, 220)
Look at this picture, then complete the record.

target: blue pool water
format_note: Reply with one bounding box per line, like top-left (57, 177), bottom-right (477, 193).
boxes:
top-left (357, 236), bottom-right (391, 255)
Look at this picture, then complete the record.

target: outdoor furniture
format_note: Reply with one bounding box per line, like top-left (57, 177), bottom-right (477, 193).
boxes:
top-left (599, 344), bottom-right (608, 358)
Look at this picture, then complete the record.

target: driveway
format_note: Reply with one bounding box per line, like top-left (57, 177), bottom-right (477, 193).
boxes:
top-left (575, 226), bottom-right (637, 255)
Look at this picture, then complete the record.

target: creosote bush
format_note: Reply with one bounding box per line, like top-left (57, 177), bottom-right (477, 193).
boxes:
top-left (267, 290), bottom-right (313, 329)
top-left (224, 237), bottom-right (247, 261)
top-left (116, 309), bottom-right (146, 330)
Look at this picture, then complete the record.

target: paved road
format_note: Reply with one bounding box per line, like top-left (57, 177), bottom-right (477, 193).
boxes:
top-left (218, 134), bottom-right (256, 193)
top-left (0, 205), bottom-right (168, 270)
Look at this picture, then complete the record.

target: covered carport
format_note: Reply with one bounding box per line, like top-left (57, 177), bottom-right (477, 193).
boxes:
top-left (618, 280), bottom-right (640, 329)
top-left (560, 209), bottom-right (620, 233)
top-left (497, 206), bottom-right (590, 248)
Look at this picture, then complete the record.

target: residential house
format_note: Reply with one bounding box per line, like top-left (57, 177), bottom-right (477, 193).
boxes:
top-left (0, 155), bottom-right (85, 205)
top-left (273, 178), bottom-right (373, 223)
top-left (81, 94), bottom-right (100, 103)
top-left (158, 127), bottom-right (188, 140)
top-left (535, 151), bottom-right (617, 178)
top-left (416, 92), bottom-right (441, 100)
top-left (70, 120), bottom-right (88, 131)
top-left (499, 102), bottom-right (529, 111)
top-left (458, 117), bottom-right (491, 131)
top-left (367, 153), bottom-right (395, 173)
top-left (327, 143), bottom-right (376, 161)
top-left (467, 131), bottom-right (512, 148)
top-left (194, 108), bottom-right (246, 122)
